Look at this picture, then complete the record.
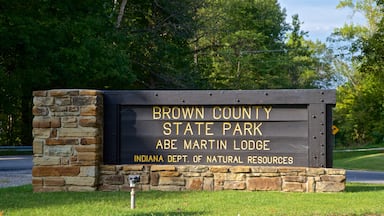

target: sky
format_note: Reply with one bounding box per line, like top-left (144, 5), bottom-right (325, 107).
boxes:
top-left (278, 0), bottom-right (366, 42)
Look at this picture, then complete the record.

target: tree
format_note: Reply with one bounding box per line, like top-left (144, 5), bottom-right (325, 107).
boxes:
top-left (0, 0), bottom-right (205, 145)
top-left (112, 0), bottom-right (204, 89)
top-left (329, 0), bottom-right (382, 82)
top-left (285, 15), bottom-right (336, 89)
top-left (332, 0), bottom-right (384, 145)
top-left (194, 0), bottom-right (289, 89)
top-left (193, 0), bottom-right (334, 90)
top-left (0, 0), bottom-right (343, 145)
top-left (0, 0), bottom-right (135, 145)
top-left (357, 0), bottom-right (384, 143)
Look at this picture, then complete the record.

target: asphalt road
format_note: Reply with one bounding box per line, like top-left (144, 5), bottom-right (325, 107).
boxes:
top-left (346, 170), bottom-right (384, 184)
top-left (0, 155), bottom-right (33, 171)
top-left (0, 155), bottom-right (33, 188)
top-left (0, 155), bottom-right (383, 187)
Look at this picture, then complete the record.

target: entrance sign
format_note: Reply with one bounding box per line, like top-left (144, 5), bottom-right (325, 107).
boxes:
top-left (103, 90), bottom-right (335, 168)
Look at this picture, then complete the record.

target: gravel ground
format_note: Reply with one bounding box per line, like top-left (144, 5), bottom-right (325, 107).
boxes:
top-left (0, 170), bottom-right (32, 188)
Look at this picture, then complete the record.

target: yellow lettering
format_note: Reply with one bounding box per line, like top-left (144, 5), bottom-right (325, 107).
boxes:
top-left (205, 122), bottom-right (214, 135)
top-left (212, 106), bottom-right (254, 120)
top-left (167, 154), bottom-right (188, 163)
top-left (163, 106), bottom-right (171, 119)
top-left (213, 106), bottom-right (221, 120)
top-left (206, 155), bottom-right (243, 164)
top-left (253, 122), bottom-right (263, 136)
top-left (233, 139), bottom-right (270, 151)
top-left (243, 106), bottom-right (251, 119)
top-left (247, 156), bottom-right (294, 165)
top-left (162, 122), bottom-right (216, 136)
top-left (288, 157), bottom-right (294, 164)
top-left (215, 139), bottom-right (227, 149)
top-left (244, 122), bottom-right (252, 135)
top-left (152, 106), bottom-right (205, 120)
top-left (254, 106), bottom-right (261, 119)
top-left (184, 139), bottom-right (192, 149)
top-left (232, 106), bottom-right (241, 119)
top-left (222, 107), bottom-right (231, 119)
top-left (194, 122), bottom-right (204, 135)
top-left (222, 122), bottom-right (231, 135)
top-left (174, 122), bottom-right (182, 135)
top-left (222, 122), bottom-right (263, 136)
top-left (153, 106), bottom-right (161, 119)
top-left (195, 107), bottom-right (204, 119)
top-left (232, 123), bottom-right (243, 135)
top-left (184, 122), bottom-right (193, 135)
top-left (134, 154), bottom-right (164, 163)
top-left (156, 139), bottom-right (177, 149)
top-left (182, 106), bottom-right (194, 119)
top-left (172, 107), bottom-right (181, 119)
top-left (262, 140), bottom-right (270, 150)
top-left (264, 106), bottom-right (272, 120)
top-left (200, 139), bottom-right (207, 149)
top-left (183, 139), bottom-right (227, 150)
top-left (162, 122), bottom-right (172, 135)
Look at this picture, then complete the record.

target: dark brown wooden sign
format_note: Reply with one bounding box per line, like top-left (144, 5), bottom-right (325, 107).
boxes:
top-left (103, 90), bottom-right (336, 168)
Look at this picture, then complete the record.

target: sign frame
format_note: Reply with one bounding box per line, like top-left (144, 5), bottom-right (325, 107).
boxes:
top-left (103, 90), bottom-right (336, 168)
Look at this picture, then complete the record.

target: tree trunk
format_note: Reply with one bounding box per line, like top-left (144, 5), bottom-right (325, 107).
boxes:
top-left (116, 0), bottom-right (128, 28)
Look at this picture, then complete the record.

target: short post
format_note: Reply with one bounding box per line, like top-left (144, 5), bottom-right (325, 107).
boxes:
top-left (128, 175), bottom-right (140, 209)
top-left (130, 187), bottom-right (135, 209)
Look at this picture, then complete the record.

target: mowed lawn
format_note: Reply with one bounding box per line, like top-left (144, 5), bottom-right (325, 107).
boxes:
top-left (1, 149), bottom-right (383, 215)
top-left (0, 184), bottom-right (383, 216)
top-left (333, 149), bottom-right (384, 171)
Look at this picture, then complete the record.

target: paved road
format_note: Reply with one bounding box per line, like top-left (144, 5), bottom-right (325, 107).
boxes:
top-left (0, 155), bottom-right (383, 187)
top-left (346, 170), bottom-right (384, 184)
top-left (0, 155), bottom-right (33, 188)
top-left (0, 155), bottom-right (33, 171)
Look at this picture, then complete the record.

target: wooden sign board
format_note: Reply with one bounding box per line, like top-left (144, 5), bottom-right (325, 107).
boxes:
top-left (103, 90), bottom-right (335, 168)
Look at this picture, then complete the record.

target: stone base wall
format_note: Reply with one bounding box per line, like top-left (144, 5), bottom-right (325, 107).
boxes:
top-left (32, 89), bottom-right (103, 192)
top-left (32, 89), bottom-right (345, 192)
top-left (99, 165), bottom-right (345, 192)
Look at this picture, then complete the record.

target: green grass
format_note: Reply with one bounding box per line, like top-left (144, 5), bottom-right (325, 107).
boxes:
top-left (2, 147), bottom-right (383, 215)
top-left (334, 142), bottom-right (384, 150)
top-left (0, 184), bottom-right (383, 216)
top-left (335, 143), bottom-right (384, 150)
top-left (333, 150), bottom-right (384, 171)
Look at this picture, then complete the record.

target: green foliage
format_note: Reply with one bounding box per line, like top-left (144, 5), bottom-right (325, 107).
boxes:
top-left (337, 0), bottom-right (382, 38)
top-left (0, 0), bottom-right (136, 145)
top-left (285, 15), bottom-right (337, 89)
top-left (335, 74), bottom-right (384, 145)
top-left (116, 0), bottom-right (202, 89)
top-left (195, 0), bottom-right (290, 89)
top-left (194, 1), bottom-right (334, 89)
top-left (333, 0), bottom-right (384, 145)
top-left (359, 2), bottom-right (384, 143)
top-left (0, 0), bottom-right (337, 145)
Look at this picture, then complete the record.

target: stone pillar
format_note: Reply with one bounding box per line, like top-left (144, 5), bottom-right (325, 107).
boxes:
top-left (32, 89), bottom-right (103, 192)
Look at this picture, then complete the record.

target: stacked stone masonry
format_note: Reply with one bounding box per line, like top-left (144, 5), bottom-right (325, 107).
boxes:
top-left (99, 165), bottom-right (345, 192)
top-left (32, 89), bottom-right (345, 192)
top-left (32, 89), bottom-right (103, 192)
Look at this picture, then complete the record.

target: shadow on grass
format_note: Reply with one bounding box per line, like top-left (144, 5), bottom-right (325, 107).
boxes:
top-left (345, 183), bottom-right (384, 192)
